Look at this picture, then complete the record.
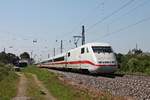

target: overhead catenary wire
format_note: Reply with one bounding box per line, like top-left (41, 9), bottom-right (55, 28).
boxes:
top-left (54, 0), bottom-right (135, 44)
top-left (86, 0), bottom-right (135, 32)
top-left (57, 0), bottom-right (133, 40)
top-left (52, 0), bottom-right (136, 55)
top-left (55, 0), bottom-right (106, 40)
top-left (108, 0), bottom-right (150, 25)
top-left (93, 16), bottom-right (150, 41)
top-left (51, 0), bottom-right (106, 53)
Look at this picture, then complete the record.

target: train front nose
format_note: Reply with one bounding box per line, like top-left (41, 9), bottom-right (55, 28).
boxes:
top-left (96, 65), bottom-right (118, 73)
top-left (90, 65), bottom-right (118, 74)
top-left (91, 45), bottom-right (118, 74)
top-left (95, 53), bottom-right (118, 73)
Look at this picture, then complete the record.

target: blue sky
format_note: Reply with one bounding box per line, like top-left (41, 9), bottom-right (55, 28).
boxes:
top-left (0, 0), bottom-right (150, 61)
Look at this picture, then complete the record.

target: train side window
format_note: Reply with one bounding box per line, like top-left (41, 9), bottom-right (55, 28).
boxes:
top-left (81, 48), bottom-right (84, 54)
top-left (54, 56), bottom-right (64, 62)
top-left (86, 48), bottom-right (89, 53)
top-left (68, 52), bottom-right (70, 57)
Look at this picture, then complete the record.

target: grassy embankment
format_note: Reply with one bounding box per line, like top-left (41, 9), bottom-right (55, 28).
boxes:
top-left (0, 63), bottom-right (18, 100)
top-left (23, 66), bottom-right (115, 100)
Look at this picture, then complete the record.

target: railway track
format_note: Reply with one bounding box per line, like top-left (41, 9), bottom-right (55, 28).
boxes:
top-left (46, 68), bottom-right (150, 100)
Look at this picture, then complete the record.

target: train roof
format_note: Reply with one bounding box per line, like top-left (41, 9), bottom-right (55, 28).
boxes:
top-left (67, 42), bottom-right (110, 52)
top-left (81, 42), bottom-right (110, 47)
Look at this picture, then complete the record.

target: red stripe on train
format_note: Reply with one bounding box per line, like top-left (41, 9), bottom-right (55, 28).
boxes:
top-left (48, 60), bottom-right (117, 67)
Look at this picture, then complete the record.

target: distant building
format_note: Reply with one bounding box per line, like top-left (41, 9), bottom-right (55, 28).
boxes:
top-left (128, 44), bottom-right (142, 55)
top-left (18, 59), bottom-right (30, 67)
top-left (128, 44), bottom-right (150, 56)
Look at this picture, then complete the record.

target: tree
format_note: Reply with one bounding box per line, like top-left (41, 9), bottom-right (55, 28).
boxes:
top-left (0, 52), bottom-right (8, 64)
top-left (7, 53), bottom-right (19, 65)
top-left (0, 52), bottom-right (19, 65)
top-left (20, 52), bottom-right (30, 60)
top-left (126, 58), bottom-right (139, 72)
top-left (115, 53), bottom-right (123, 63)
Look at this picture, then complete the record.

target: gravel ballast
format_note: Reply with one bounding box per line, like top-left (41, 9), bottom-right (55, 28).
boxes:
top-left (48, 69), bottom-right (150, 100)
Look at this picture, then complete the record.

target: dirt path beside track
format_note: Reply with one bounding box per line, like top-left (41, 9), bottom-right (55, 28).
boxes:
top-left (31, 74), bottom-right (56, 100)
top-left (12, 72), bottom-right (56, 100)
top-left (12, 72), bottom-right (29, 100)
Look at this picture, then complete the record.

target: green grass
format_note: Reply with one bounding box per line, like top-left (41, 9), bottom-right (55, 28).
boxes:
top-left (23, 66), bottom-right (106, 100)
top-left (23, 66), bottom-right (127, 100)
top-left (24, 73), bottom-right (45, 100)
top-left (0, 71), bottom-right (18, 100)
top-left (116, 68), bottom-right (150, 76)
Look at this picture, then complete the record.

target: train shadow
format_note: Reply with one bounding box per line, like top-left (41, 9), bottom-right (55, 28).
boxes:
top-left (93, 73), bottom-right (125, 78)
top-left (42, 67), bottom-right (125, 78)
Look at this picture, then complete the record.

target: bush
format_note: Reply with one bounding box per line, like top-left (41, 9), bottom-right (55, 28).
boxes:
top-left (0, 63), bottom-right (18, 99)
top-left (126, 58), bottom-right (140, 72)
top-left (145, 68), bottom-right (150, 75)
top-left (116, 53), bottom-right (150, 75)
top-left (140, 60), bottom-right (150, 72)
top-left (0, 63), bottom-right (13, 81)
top-left (0, 71), bottom-right (18, 100)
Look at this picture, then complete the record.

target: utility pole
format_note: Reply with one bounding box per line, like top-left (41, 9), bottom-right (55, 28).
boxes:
top-left (81, 25), bottom-right (85, 45)
top-left (60, 40), bottom-right (63, 53)
top-left (73, 36), bottom-right (82, 47)
top-left (53, 48), bottom-right (55, 56)
top-left (48, 54), bottom-right (50, 58)
top-left (73, 25), bottom-right (85, 47)
top-left (30, 51), bottom-right (33, 58)
top-left (3, 48), bottom-right (5, 53)
top-left (136, 43), bottom-right (138, 50)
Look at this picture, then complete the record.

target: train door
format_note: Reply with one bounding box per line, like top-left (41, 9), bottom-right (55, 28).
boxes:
top-left (65, 53), bottom-right (68, 68)
top-left (79, 54), bottom-right (81, 69)
top-left (80, 47), bottom-right (85, 69)
top-left (80, 47), bottom-right (90, 69)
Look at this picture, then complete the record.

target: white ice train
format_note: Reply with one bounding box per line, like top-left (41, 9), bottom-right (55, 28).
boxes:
top-left (39, 42), bottom-right (118, 74)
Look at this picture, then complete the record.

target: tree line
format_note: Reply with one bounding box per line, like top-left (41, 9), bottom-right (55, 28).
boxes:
top-left (116, 52), bottom-right (150, 75)
top-left (0, 51), bottom-right (34, 66)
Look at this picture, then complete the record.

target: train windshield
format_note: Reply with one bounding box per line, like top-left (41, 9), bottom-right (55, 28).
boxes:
top-left (92, 46), bottom-right (112, 53)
